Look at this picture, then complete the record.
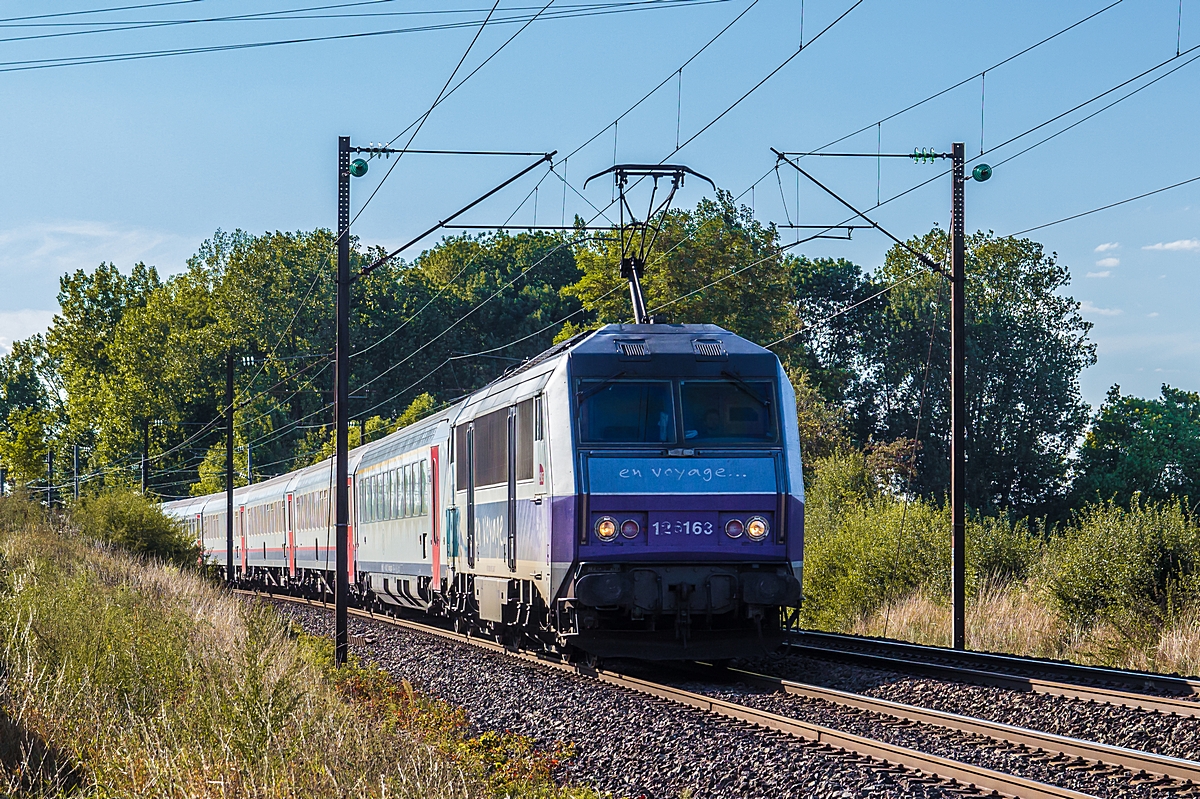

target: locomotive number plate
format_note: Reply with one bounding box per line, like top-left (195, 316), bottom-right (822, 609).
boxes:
top-left (649, 513), bottom-right (718, 536)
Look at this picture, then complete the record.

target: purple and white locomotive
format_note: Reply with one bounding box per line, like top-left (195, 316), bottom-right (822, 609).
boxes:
top-left (165, 322), bottom-right (803, 660)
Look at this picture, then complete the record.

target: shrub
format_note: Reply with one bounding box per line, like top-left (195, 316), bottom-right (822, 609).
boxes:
top-left (800, 450), bottom-right (1046, 631)
top-left (800, 450), bottom-right (949, 630)
top-left (970, 515), bottom-right (1043, 585)
top-left (0, 488), bottom-right (44, 532)
top-left (70, 488), bottom-right (197, 566)
top-left (1042, 498), bottom-right (1200, 633)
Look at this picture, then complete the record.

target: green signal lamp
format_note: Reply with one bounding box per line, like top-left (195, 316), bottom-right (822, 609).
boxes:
top-left (972, 163), bottom-right (992, 182)
top-left (349, 158), bottom-right (369, 178)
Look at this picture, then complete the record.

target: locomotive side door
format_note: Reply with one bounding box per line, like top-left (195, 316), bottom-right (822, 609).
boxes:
top-left (466, 422), bottom-right (476, 568)
top-left (507, 407), bottom-right (517, 573)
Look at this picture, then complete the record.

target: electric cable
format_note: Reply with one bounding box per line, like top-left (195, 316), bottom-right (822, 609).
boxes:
top-left (345, 0), bottom-right (508, 230)
top-left (0, 0), bottom-right (724, 72)
top-left (803, 0), bottom-right (1127, 157)
top-left (1009, 173), bottom-right (1200, 237)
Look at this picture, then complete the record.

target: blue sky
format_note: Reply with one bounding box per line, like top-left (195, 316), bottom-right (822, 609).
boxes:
top-left (0, 0), bottom-right (1197, 408)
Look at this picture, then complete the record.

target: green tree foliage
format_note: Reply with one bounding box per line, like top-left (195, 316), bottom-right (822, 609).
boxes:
top-left (72, 487), bottom-right (198, 565)
top-left (851, 230), bottom-right (1094, 518)
top-left (17, 227), bottom-right (581, 497)
top-left (1073, 385), bottom-right (1200, 506)
top-left (786, 255), bottom-right (876, 402)
top-left (0, 336), bottom-right (62, 487)
top-left (561, 192), bottom-right (795, 343)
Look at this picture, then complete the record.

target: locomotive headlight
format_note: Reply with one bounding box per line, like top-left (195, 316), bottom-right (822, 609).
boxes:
top-left (620, 519), bottom-right (640, 539)
top-left (595, 516), bottom-right (617, 541)
top-left (725, 518), bottom-right (745, 539)
top-left (746, 516), bottom-right (770, 541)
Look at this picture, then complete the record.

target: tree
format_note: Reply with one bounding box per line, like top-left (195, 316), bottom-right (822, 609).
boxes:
top-left (1073, 385), bottom-right (1200, 506)
top-left (855, 229), bottom-right (1094, 518)
top-left (0, 336), bottom-right (63, 489)
top-left (784, 255), bottom-right (876, 403)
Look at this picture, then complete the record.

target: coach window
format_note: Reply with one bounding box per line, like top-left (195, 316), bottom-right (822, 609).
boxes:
top-left (578, 380), bottom-right (675, 444)
top-left (454, 425), bottom-right (469, 491)
top-left (372, 475), bottom-right (381, 523)
top-left (420, 460), bottom-right (429, 515)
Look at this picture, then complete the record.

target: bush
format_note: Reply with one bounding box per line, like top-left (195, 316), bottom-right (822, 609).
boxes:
top-left (800, 450), bottom-right (949, 630)
top-left (800, 450), bottom-right (1046, 631)
top-left (0, 489), bottom-right (45, 532)
top-left (71, 488), bottom-right (197, 566)
top-left (1043, 498), bottom-right (1200, 632)
top-left (971, 515), bottom-right (1043, 585)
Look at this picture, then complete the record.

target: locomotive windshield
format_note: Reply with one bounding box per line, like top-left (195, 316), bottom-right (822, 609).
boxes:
top-left (681, 379), bottom-right (777, 443)
top-left (578, 380), bottom-right (675, 444)
top-left (576, 378), bottom-right (779, 445)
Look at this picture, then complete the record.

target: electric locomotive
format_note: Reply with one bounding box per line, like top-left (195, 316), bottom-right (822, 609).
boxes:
top-left (165, 322), bottom-right (803, 661)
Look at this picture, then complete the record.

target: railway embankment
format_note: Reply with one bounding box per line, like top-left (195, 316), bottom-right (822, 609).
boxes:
top-left (0, 491), bottom-right (595, 799)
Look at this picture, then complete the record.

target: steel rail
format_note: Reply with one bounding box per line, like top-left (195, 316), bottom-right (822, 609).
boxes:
top-left (239, 590), bottom-right (1095, 799)
top-left (791, 630), bottom-right (1200, 694)
top-left (711, 664), bottom-right (1200, 787)
top-left (786, 632), bottom-right (1200, 718)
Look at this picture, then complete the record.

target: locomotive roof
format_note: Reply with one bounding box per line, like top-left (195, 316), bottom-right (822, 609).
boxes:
top-left (567, 323), bottom-right (780, 378)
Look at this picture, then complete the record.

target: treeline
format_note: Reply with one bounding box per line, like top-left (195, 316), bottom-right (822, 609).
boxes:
top-left (0, 193), bottom-right (1196, 519)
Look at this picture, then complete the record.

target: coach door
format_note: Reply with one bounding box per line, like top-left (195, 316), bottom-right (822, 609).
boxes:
top-left (429, 446), bottom-right (441, 587)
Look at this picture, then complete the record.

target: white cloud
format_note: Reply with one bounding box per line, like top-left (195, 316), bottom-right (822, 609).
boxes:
top-left (1095, 257), bottom-right (1119, 268)
top-left (1086, 270), bottom-right (1111, 278)
top-left (1142, 239), bottom-right (1200, 251)
top-left (1148, 312), bottom-right (1160, 317)
top-left (0, 220), bottom-right (195, 311)
top-left (1080, 300), bottom-right (1122, 316)
top-left (1094, 242), bottom-right (1120, 252)
top-left (0, 309), bottom-right (56, 355)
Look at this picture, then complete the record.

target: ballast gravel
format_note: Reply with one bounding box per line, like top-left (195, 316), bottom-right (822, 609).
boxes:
top-left (738, 651), bottom-right (1200, 764)
top-left (682, 680), bottom-right (1173, 799)
top-left (270, 602), bottom-right (961, 799)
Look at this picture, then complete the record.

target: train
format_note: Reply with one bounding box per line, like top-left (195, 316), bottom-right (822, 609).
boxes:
top-left (164, 323), bottom-right (804, 660)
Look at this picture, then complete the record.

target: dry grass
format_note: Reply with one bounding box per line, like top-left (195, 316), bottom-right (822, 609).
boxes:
top-left (850, 584), bottom-right (1200, 677)
top-left (0, 508), bottom-right (594, 799)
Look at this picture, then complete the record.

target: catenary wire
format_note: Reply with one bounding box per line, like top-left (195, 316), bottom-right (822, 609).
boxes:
top-left (1009, 173), bottom-right (1200, 236)
top-left (802, 0), bottom-right (1127, 157)
top-left (0, 0), bottom-right (726, 72)
top-left (341, 0), bottom-right (774, 366)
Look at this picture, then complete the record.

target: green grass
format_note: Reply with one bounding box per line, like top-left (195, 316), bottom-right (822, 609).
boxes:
top-left (0, 494), bottom-right (598, 799)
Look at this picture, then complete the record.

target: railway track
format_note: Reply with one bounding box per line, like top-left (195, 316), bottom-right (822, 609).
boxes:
top-left (786, 630), bottom-right (1200, 717)
top-left (689, 663), bottom-right (1200, 790)
top-left (239, 589), bottom-right (1200, 798)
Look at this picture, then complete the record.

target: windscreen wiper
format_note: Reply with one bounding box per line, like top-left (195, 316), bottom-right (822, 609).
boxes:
top-left (576, 371), bottom-right (627, 406)
top-left (721, 370), bottom-right (771, 408)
